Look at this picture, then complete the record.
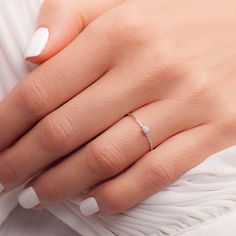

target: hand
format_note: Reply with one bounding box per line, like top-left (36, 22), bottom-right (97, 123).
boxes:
top-left (0, 0), bottom-right (236, 216)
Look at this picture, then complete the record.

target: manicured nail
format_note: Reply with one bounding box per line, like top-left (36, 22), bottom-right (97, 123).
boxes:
top-left (80, 197), bottom-right (100, 216)
top-left (24, 27), bottom-right (49, 58)
top-left (0, 182), bottom-right (5, 193)
top-left (18, 187), bottom-right (40, 209)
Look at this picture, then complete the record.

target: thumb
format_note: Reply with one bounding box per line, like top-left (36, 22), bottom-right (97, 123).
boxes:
top-left (25, 0), bottom-right (122, 64)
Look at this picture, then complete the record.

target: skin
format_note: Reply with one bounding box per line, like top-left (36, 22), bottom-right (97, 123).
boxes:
top-left (0, 0), bottom-right (236, 215)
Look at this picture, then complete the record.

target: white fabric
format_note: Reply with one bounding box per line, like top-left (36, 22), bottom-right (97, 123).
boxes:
top-left (0, 0), bottom-right (236, 235)
top-left (0, 207), bottom-right (79, 236)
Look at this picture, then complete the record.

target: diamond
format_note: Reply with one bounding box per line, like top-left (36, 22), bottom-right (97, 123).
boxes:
top-left (143, 126), bottom-right (151, 134)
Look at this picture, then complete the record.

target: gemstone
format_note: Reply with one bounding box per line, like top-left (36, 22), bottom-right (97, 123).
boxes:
top-left (143, 126), bottom-right (151, 134)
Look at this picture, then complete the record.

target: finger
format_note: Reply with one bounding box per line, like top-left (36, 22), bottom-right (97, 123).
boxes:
top-left (0, 13), bottom-right (115, 151)
top-left (16, 100), bottom-right (204, 209)
top-left (0, 66), bottom-right (153, 191)
top-left (25, 0), bottom-right (122, 63)
top-left (79, 123), bottom-right (232, 216)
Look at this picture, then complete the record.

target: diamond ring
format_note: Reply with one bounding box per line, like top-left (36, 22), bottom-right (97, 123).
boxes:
top-left (128, 113), bottom-right (154, 151)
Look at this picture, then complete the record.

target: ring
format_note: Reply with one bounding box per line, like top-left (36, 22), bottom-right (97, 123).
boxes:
top-left (128, 113), bottom-right (154, 151)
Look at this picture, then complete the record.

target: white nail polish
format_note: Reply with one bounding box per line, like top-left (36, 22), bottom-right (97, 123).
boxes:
top-left (0, 182), bottom-right (5, 193)
top-left (24, 27), bottom-right (49, 58)
top-left (18, 187), bottom-right (40, 209)
top-left (80, 197), bottom-right (100, 216)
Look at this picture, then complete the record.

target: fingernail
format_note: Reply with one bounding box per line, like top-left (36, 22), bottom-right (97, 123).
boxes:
top-left (18, 187), bottom-right (40, 209)
top-left (24, 27), bottom-right (49, 59)
top-left (0, 182), bottom-right (5, 193)
top-left (80, 197), bottom-right (100, 216)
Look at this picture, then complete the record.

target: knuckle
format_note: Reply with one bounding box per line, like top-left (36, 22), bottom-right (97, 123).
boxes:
top-left (97, 10), bottom-right (148, 47)
top-left (114, 14), bottom-right (145, 41)
top-left (177, 70), bottom-right (211, 105)
top-left (39, 116), bottom-right (74, 153)
top-left (188, 82), bottom-right (209, 102)
top-left (149, 57), bottom-right (185, 84)
top-left (87, 141), bottom-right (123, 177)
top-left (145, 160), bottom-right (174, 189)
top-left (17, 81), bottom-right (47, 117)
top-left (43, 177), bottom-right (64, 202)
top-left (133, 54), bottom-right (189, 97)
top-left (157, 59), bottom-right (191, 85)
top-left (102, 184), bottom-right (128, 213)
top-left (0, 158), bottom-right (22, 184)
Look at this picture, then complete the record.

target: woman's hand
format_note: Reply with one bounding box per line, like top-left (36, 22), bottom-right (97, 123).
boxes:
top-left (0, 0), bottom-right (236, 216)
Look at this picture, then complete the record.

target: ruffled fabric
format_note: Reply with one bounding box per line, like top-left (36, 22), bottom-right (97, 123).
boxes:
top-left (0, 0), bottom-right (236, 235)
top-left (49, 149), bottom-right (236, 236)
